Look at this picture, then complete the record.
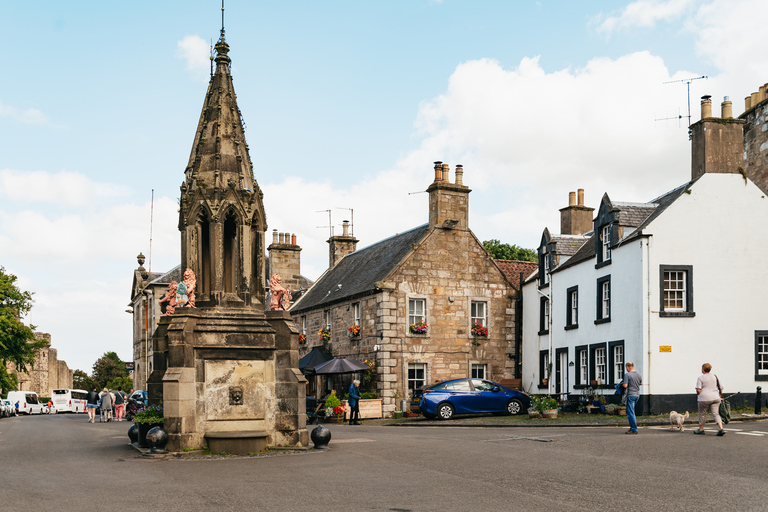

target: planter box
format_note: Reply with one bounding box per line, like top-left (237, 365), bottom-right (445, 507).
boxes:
top-left (342, 399), bottom-right (383, 419)
top-left (528, 409), bottom-right (542, 419)
top-left (541, 409), bottom-right (558, 419)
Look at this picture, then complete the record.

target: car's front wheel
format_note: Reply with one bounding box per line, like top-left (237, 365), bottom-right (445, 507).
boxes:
top-left (506, 399), bottom-right (524, 415)
top-left (436, 403), bottom-right (455, 420)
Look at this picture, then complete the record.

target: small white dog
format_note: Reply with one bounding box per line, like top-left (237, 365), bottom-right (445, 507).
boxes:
top-left (670, 411), bottom-right (689, 432)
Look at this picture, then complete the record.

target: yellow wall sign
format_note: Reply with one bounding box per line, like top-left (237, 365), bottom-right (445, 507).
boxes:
top-left (659, 346), bottom-right (672, 352)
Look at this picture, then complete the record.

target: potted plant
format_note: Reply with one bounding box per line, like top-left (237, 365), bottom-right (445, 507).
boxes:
top-left (133, 403), bottom-right (163, 448)
top-left (323, 392), bottom-right (346, 423)
top-left (530, 395), bottom-right (558, 419)
top-left (318, 328), bottom-right (331, 345)
top-left (409, 322), bottom-right (428, 335)
top-left (347, 324), bottom-right (361, 340)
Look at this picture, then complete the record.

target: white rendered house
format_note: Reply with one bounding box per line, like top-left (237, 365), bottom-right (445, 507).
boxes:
top-left (523, 172), bottom-right (768, 414)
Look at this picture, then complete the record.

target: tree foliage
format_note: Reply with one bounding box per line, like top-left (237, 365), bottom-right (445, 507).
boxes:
top-left (0, 267), bottom-right (47, 376)
top-left (91, 351), bottom-right (128, 389)
top-left (73, 369), bottom-right (97, 391)
top-left (106, 376), bottom-right (134, 391)
top-left (482, 240), bottom-right (537, 262)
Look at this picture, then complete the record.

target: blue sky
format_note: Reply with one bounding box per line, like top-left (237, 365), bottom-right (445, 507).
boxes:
top-left (1, 0), bottom-right (766, 373)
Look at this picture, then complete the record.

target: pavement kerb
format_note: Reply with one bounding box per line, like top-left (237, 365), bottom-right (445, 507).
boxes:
top-left (382, 412), bottom-right (768, 428)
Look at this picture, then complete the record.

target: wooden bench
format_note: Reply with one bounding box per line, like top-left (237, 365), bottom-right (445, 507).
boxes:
top-left (204, 430), bottom-right (269, 455)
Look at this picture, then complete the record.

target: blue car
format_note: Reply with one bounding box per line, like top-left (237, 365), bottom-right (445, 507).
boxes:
top-left (418, 378), bottom-right (530, 420)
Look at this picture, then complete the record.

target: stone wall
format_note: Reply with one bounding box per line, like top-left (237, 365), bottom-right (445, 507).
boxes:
top-left (742, 99), bottom-right (768, 195)
top-left (8, 332), bottom-right (73, 396)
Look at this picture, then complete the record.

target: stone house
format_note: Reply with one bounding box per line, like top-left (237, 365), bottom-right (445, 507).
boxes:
top-left (290, 163), bottom-right (523, 415)
top-left (129, 252), bottom-right (181, 391)
top-left (522, 95), bottom-right (768, 415)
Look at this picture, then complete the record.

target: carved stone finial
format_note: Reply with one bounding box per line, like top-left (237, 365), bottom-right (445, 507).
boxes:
top-left (137, 253), bottom-right (146, 268)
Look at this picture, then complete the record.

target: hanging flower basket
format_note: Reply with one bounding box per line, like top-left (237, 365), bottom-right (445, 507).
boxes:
top-left (298, 334), bottom-right (307, 345)
top-left (318, 329), bottom-right (331, 342)
top-left (471, 322), bottom-right (488, 338)
top-left (347, 324), bottom-right (361, 340)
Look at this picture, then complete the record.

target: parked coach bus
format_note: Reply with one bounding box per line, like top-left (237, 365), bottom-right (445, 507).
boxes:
top-left (51, 388), bottom-right (88, 413)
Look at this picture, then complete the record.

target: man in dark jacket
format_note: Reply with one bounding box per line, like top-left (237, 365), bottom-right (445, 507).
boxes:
top-left (348, 380), bottom-right (361, 425)
top-left (86, 388), bottom-right (99, 423)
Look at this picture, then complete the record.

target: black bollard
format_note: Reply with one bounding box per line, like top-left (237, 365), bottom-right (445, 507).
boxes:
top-left (756, 386), bottom-right (762, 415)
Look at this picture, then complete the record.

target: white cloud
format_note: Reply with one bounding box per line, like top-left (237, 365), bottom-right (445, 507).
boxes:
top-left (176, 35), bottom-right (211, 81)
top-left (0, 169), bottom-right (130, 208)
top-left (594, 0), bottom-right (697, 35)
top-left (0, 101), bottom-right (50, 125)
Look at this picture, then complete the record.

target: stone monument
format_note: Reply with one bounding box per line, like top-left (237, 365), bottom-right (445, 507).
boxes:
top-left (147, 23), bottom-right (307, 453)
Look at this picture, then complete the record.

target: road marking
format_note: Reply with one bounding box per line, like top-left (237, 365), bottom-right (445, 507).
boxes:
top-left (736, 432), bottom-right (764, 436)
top-left (332, 438), bottom-right (375, 443)
top-left (483, 435), bottom-right (563, 443)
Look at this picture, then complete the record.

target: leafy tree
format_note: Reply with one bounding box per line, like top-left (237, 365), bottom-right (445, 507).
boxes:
top-left (106, 376), bottom-right (134, 391)
top-left (0, 362), bottom-right (18, 396)
top-left (91, 351), bottom-right (128, 389)
top-left (0, 267), bottom-right (47, 382)
top-left (73, 369), bottom-right (97, 391)
top-left (482, 240), bottom-right (537, 262)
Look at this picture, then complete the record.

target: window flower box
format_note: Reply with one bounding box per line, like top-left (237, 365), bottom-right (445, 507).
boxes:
top-left (347, 324), bottom-right (361, 340)
top-left (409, 322), bottom-right (428, 335)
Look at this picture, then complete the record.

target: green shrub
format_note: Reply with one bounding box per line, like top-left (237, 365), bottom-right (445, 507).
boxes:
top-left (531, 395), bottom-right (558, 412)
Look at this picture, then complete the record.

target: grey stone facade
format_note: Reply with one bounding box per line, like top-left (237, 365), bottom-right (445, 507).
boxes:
top-left (7, 332), bottom-right (73, 397)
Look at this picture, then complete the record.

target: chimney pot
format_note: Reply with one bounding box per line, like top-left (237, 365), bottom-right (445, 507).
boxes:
top-left (455, 164), bottom-right (464, 185)
top-left (441, 163), bottom-right (450, 182)
top-left (342, 220), bottom-right (349, 237)
top-left (721, 96), bottom-right (732, 119)
top-left (701, 95), bottom-right (712, 118)
top-left (746, 95), bottom-right (753, 111)
top-left (751, 92), bottom-right (759, 108)
top-left (291, 234), bottom-right (297, 245)
top-left (433, 161), bottom-right (443, 182)
top-left (577, 188), bottom-right (585, 206)
top-left (568, 191), bottom-right (576, 207)
top-left (272, 229), bottom-right (278, 244)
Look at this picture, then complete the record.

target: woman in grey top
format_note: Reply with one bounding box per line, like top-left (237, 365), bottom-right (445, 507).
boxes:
top-left (694, 363), bottom-right (724, 436)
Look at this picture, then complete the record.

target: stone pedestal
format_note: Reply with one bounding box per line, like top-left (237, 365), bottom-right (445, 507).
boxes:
top-left (148, 307), bottom-right (307, 452)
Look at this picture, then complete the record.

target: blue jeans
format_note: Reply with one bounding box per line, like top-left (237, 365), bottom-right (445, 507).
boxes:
top-left (627, 396), bottom-right (639, 432)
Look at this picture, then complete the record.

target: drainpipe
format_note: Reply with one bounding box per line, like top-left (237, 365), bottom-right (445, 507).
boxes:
top-left (645, 238), bottom-right (651, 414)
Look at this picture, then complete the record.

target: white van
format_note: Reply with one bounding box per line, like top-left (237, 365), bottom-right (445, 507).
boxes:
top-left (6, 391), bottom-right (44, 415)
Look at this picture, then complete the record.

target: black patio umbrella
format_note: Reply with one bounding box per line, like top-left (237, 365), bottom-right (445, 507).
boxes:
top-left (313, 357), bottom-right (369, 375)
top-left (299, 347), bottom-right (333, 376)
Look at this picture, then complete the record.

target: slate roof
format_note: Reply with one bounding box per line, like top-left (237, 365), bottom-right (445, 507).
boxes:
top-left (291, 224), bottom-right (431, 313)
top-left (149, 265), bottom-right (182, 285)
top-left (495, 259), bottom-right (538, 286)
top-left (553, 181), bottom-right (692, 273)
top-left (551, 234), bottom-right (589, 257)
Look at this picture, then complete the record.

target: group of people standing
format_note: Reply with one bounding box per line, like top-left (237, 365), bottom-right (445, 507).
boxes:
top-left (621, 361), bottom-right (726, 435)
top-left (85, 387), bottom-right (129, 423)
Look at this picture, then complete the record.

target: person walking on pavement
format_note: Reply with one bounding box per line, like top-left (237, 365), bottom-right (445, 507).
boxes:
top-left (694, 363), bottom-right (726, 436)
top-left (99, 388), bottom-right (114, 422)
top-left (348, 379), bottom-right (362, 425)
top-left (622, 362), bottom-right (642, 434)
top-left (86, 387), bottom-right (99, 423)
top-left (113, 387), bottom-right (127, 421)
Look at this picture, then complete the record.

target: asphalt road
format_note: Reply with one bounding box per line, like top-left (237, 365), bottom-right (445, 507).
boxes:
top-left (2, 413), bottom-right (767, 511)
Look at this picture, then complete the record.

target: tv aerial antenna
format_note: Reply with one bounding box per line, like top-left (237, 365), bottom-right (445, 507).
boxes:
top-left (316, 209), bottom-right (333, 237)
top-left (335, 207), bottom-right (354, 236)
top-left (660, 75), bottom-right (708, 127)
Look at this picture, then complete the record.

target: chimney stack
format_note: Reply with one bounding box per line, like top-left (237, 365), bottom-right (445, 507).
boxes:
top-left (268, 228), bottom-right (302, 295)
top-left (427, 162), bottom-right (471, 230)
top-left (559, 189), bottom-right (594, 235)
top-left (328, 220), bottom-right (358, 268)
top-left (690, 93), bottom-right (744, 180)
top-left (433, 161), bottom-right (443, 182)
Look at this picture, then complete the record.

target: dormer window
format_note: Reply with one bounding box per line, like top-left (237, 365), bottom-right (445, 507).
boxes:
top-left (543, 254), bottom-right (550, 284)
top-left (601, 225), bottom-right (611, 262)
